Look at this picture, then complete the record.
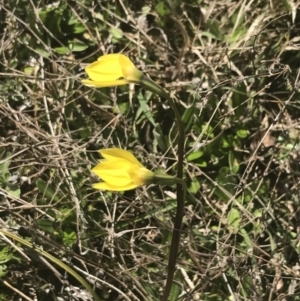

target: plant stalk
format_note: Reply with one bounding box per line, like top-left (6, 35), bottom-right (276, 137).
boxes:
top-left (140, 76), bottom-right (185, 301)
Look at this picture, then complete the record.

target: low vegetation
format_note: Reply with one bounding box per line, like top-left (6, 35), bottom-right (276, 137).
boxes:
top-left (0, 0), bottom-right (300, 300)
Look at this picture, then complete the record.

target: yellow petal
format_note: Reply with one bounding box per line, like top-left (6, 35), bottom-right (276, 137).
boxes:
top-left (117, 54), bottom-right (135, 66)
top-left (81, 79), bottom-right (129, 87)
top-left (118, 54), bottom-right (141, 80)
top-left (83, 53), bottom-right (143, 87)
top-left (92, 159), bottom-right (132, 171)
top-left (91, 147), bottom-right (153, 191)
top-left (97, 170), bottom-right (132, 186)
top-left (99, 53), bottom-right (126, 63)
top-left (85, 56), bottom-right (124, 81)
top-left (128, 166), bottom-right (154, 186)
top-left (100, 149), bottom-right (143, 166)
top-left (93, 182), bottom-right (138, 191)
top-left (99, 174), bottom-right (131, 186)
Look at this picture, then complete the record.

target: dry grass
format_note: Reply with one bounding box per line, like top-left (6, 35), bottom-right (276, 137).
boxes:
top-left (1, 0), bottom-right (300, 300)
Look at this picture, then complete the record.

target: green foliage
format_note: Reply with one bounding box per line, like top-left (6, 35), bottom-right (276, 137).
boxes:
top-left (0, 245), bottom-right (21, 278)
top-left (0, 151), bottom-right (20, 197)
top-left (1, 0), bottom-right (300, 300)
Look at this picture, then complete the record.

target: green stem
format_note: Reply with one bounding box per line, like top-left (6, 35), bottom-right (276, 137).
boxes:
top-left (140, 76), bottom-right (185, 301)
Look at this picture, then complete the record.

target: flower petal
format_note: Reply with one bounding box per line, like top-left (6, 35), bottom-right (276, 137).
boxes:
top-left (92, 159), bottom-right (132, 171)
top-left (118, 54), bottom-right (142, 81)
top-left (118, 54), bottom-right (136, 69)
top-left (128, 166), bottom-right (153, 186)
top-left (93, 182), bottom-right (138, 191)
top-left (81, 79), bottom-right (129, 87)
top-left (92, 165), bottom-right (133, 187)
top-left (91, 147), bottom-right (153, 191)
top-left (100, 149), bottom-right (143, 166)
top-left (85, 55), bottom-right (124, 81)
top-left (99, 53), bottom-right (125, 63)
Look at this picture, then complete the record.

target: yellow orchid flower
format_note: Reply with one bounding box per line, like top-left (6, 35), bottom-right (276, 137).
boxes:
top-left (92, 148), bottom-right (154, 191)
top-left (82, 53), bottom-right (143, 87)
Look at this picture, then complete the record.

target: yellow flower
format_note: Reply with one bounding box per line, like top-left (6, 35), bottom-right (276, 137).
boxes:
top-left (82, 53), bottom-right (143, 87)
top-left (92, 148), bottom-right (154, 191)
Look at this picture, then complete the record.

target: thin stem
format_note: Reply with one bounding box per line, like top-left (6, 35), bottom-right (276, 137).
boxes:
top-left (140, 76), bottom-right (185, 301)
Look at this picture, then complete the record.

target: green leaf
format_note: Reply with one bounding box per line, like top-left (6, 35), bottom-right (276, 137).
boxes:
top-left (0, 246), bottom-right (20, 264)
top-left (68, 14), bottom-right (81, 26)
top-left (227, 208), bottom-right (240, 232)
top-left (35, 48), bottom-right (51, 58)
top-left (115, 101), bottom-right (128, 114)
top-left (0, 265), bottom-right (7, 278)
top-left (63, 231), bottom-right (77, 247)
top-left (169, 281), bottom-right (181, 301)
top-left (0, 171), bottom-right (10, 184)
top-left (228, 151), bottom-right (239, 174)
top-left (0, 152), bottom-right (11, 184)
top-left (142, 6), bottom-right (151, 14)
top-left (240, 228), bottom-right (253, 248)
top-left (195, 160), bottom-right (207, 167)
top-left (228, 26), bottom-right (247, 43)
top-left (155, 2), bottom-right (171, 16)
top-left (109, 27), bottom-right (123, 39)
top-left (222, 136), bottom-right (231, 148)
top-left (0, 151), bottom-right (11, 174)
top-left (182, 102), bottom-right (196, 131)
top-left (231, 85), bottom-right (247, 115)
top-left (36, 179), bottom-right (59, 202)
top-left (37, 219), bottom-right (55, 234)
top-left (266, 230), bottom-right (277, 252)
top-left (7, 188), bottom-right (20, 197)
top-left (80, 127), bottom-right (92, 139)
top-left (24, 66), bottom-right (35, 75)
top-left (189, 178), bottom-right (201, 194)
top-left (201, 124), bottom-right (214, 138)
top-left (69, 39), bottom-right (88, 52)
top-left (201, 31), bottom-right (220, 40)
top-left (137, 91), bottom-right (156, 126)
top-left (54, 46), bottom-right (70, 55)
top-left (281, 0), bottom-right (292, 11)
top-left (217, 166), bottom-right (230, 184)
top-left (153, 124), bottom-right (168, 152)
top-left (187, 150), bottom-right (204, 161)
top-left (182, 104), bottom-right (194, 123)
top-left (73, 24), bottom-right (86, 34)
top-left (237, 129), bottom-right (248, 138)
top-left (205, 20), bottom-right (223, 40)
top-left (57, 208), bottom-right (76, 223)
